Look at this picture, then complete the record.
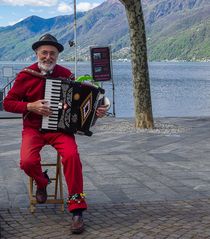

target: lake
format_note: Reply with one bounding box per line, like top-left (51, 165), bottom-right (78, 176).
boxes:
top-left (1, 61), bottom-right (210, 118)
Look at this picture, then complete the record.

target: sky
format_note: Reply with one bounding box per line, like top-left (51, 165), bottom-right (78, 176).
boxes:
top-left (0, 0), bottom-right (105, 27)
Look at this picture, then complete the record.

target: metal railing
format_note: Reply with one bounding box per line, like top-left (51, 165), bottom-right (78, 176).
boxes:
top-left (0, 77), bottom-right (15, 110)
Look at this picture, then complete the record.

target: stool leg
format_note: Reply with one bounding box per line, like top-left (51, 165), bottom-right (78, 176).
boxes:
top-left (55, 156), bottom-right (59, 199)
top-left (58, 155), bottom-right (64, 212)
top-left (28, 177), bottom-right (35, 213)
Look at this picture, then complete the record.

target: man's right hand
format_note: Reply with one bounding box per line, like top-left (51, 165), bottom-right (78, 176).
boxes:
top-left (27, 100), bottom-right (53, 116)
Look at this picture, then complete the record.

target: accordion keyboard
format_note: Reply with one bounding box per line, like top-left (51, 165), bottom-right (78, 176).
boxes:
top-left (41, 78), bottom-right (62, 130)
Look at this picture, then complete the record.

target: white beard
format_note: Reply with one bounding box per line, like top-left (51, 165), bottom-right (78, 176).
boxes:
top-left (38, 61), bottom-right (56, 73)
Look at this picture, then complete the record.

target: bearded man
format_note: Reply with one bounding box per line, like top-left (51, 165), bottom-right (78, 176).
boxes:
top-left (3, 34), bottom-right (107, 234)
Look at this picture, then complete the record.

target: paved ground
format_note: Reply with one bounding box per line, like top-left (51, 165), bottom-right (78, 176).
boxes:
top-left (1, 112), bottom-right (210, 238)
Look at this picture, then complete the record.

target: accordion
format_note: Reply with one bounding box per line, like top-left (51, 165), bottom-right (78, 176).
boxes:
top-left (41, 78), bottom-right (105, 136)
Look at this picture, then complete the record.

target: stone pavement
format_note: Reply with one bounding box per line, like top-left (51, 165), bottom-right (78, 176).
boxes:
top-left (1, 114), bottom-right (210, 238)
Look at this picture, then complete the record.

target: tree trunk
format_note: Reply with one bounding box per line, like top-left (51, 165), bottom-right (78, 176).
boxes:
top-left (120, 0), bottom-right (154, 128)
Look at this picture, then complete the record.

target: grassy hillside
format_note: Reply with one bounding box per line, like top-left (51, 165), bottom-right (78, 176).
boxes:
top-left (147, 4), bottom-right (210, 61)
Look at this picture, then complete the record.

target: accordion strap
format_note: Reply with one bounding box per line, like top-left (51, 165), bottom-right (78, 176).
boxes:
top-left (21, 68), bottom-right (75, 82)
top-left (21, 68), bottom-right (46, 79)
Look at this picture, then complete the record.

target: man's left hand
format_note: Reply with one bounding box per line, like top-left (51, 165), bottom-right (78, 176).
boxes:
top-left (96, 105), bottom-right (108, 118)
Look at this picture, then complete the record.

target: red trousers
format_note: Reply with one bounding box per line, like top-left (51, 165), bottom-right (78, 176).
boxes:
top-left (20, 128), bottom-right (87, 212)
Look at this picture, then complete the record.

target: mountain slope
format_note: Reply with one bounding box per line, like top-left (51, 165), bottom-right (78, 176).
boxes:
top-left (146, 0), bottom-right (210, 60)
top-left (1, 0), bottom-right (210, 61)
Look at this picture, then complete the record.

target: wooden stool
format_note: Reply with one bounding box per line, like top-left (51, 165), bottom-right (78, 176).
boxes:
top-left (28, 153), bottom-right (64, 213)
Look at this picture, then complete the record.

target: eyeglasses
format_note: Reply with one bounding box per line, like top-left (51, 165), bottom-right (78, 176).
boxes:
top-left (38, 50), bottom-right (58, 57)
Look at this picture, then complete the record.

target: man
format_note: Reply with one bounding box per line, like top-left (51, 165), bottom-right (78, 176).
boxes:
top-left (3, 33), bottom-right (107, 234)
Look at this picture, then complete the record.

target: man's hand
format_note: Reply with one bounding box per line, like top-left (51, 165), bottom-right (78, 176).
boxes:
top-left (96, 104), bottom-right (108, 118)
top-left (27, 100), bottom-right (53, 116)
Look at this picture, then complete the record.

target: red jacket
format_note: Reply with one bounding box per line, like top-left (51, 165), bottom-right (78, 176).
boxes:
top-left (3, 63), bottom-right (74, 129)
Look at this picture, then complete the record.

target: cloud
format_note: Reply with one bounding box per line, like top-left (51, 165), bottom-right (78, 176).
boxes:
top-left (77, 2), bottom-right (99, 12)
top-left (8, 17), bottom-right (24, 25)
top-left (0, 0), bottom-right (58, 7)
top-left (57, 2), bottom-right (73, 14)
top-left (0, 0), bottom-right (100, 12)
top-left (29, 8), bottom-right (44, 13)
top-left (57, 1), bottom-right (99, 14)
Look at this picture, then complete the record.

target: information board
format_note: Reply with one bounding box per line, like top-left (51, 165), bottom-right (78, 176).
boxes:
top-left (90, 46), bottom-right (112, 81)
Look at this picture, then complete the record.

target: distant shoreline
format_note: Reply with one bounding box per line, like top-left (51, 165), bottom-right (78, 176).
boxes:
top-left (0, 60), bottom-right (210, 64)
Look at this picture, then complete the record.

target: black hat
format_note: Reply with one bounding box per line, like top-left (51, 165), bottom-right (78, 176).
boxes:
top-left (32, 34), bottom-right (64, 52)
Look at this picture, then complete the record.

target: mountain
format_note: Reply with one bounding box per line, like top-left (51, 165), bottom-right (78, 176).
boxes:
top-left (0, 13), bottom-right (86, 61)
top-left (143, 0), bottom-right (210, 61)
top-left (0, 0), bottom-right (210, 61)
